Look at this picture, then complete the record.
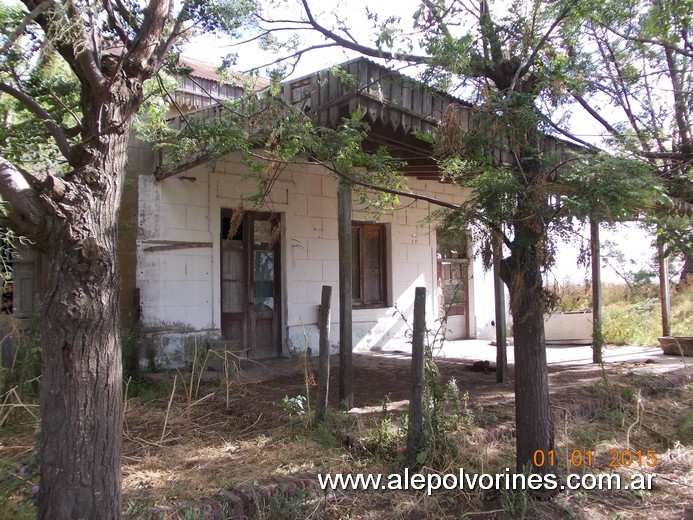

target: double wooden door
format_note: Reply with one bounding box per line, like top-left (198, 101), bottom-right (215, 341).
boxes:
top-left (221, 211), bottom-right (281, 359)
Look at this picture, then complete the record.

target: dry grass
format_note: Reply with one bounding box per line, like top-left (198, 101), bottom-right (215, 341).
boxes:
top-left (1, 358), bottom-right (691, 519)
top-left (114, 365), bottom-right (692, 519)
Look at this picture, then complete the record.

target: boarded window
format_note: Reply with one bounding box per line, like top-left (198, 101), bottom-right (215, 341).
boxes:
top-left (352, 223), bottom-right (387, 308)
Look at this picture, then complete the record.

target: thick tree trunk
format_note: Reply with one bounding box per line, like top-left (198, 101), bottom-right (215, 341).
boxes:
top-left (502, 230), bottom-right (554, 480)
top-left (37, 131), bottom-right (128, 519)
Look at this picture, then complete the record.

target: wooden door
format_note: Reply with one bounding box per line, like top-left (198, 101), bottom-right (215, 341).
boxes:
top-left (221, 211), bottom-right (281, 358)
top-left (437, 259), bottom-right (469, 337)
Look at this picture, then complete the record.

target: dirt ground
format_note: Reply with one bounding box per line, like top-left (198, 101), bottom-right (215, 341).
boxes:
top-left (117, 348), bottom-right (692, 519)
top-left (1, 347), bottom-right (691, 519)
top-left (210, 348), bottom-right (682, 419)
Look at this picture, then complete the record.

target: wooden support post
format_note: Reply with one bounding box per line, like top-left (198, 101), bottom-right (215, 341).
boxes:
top-left (658, 242), bottom-right (671, 337)
top-left (590, 219), bottom-right (603, 364)
top-left (406, 287), bottom-right (426, 467)
top-left (316, 285), bottom-right (332, 424)
top-left (492, 231), bottom-right (507, 383)
top-left (338, 180), bottom-right (353, 410)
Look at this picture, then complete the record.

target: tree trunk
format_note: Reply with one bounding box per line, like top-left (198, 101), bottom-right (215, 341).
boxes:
top-left (502, 230), bottom-right (554, 480)
top-left (37, 130), bottom-right (128, 519)
top-left (680, 251), bottom-right (693, 284)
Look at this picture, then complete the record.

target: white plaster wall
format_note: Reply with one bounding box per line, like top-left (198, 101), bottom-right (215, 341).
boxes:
top-left (137, 151), bottom-right (477, 360)
top-left (472, 254), bottom-right (496, 340)
top-left (470, 251), bottom-right (513, 341)
top-left (137, 166), bottom-right (218, 364)
top-left (544, 311), bottom-right (592, 345)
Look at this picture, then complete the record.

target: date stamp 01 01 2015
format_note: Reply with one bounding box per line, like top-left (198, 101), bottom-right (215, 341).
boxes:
top-left (532, 448), bottom-right (659, 469)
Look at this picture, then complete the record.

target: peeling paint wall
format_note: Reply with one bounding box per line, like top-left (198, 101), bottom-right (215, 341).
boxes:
top-left (136, 150), bottom-right (489, 364)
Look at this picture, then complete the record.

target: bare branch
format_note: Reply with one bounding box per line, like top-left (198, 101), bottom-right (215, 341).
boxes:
top-left (242, 43), bottom-right (340, 74)
top-left (601, 24), bottom-right (693, 59)
top-left (0, 80), bottom-right (73, 162)
top-left (479, 0), bottom-right (503, 64)
top-left (102, 0), bottom-right (132, 46)
top-left (156, 2), bottom-right (190, 64)
top-left (546, 124), bottom-right (600, 152)
top-left (299, 0), bottom-right (429, 64)
top-left (571, 92), bottom-right (619, 136)
top-left (156, 75), bottom-right (200, 143)
top-left (664, 47), bottom-right (692, 156)
top-left (247, 150), bottom-right (458, 210)
top-left (60, 0), bottom-right (108, 94)
top-left (251, 150), bottom-right (510, 243)
top-left (125, 0), bottom-right (174, 77)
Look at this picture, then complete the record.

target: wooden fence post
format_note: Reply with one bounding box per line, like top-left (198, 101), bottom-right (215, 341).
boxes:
top-left (316, 285), bottom-right (332, 424)
top-left (492, 231), bottom-right (508, 382)
top-left (591, 219), bottom-right (604, 364)
top-left (406, 287), bottom-right (426, 466)
top-left (338, 179), bottom-right (353, 410)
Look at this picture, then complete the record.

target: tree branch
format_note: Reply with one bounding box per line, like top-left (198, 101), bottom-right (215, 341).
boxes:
top-left (102, 0), bottom-right (132, 46)
top-left (0, 157), bottom-right (46, 239)
top-left (571, 91), bottom-right (619, 136)
top-left (62, 0), bottom-right (108, 95)
top-left (242, 43), bottom-right (340, 74)
top-left (156, 2), bottom-right (191, 64)
top-left (0, 1), bottom-right (51, 58)
top-left (601, 24), bottom-right (693, 59)
top-left (541, 116), bottom-right (601, 151)
top-left (299, 0), bottom-right (429, 64)
top-left (125, 0), bottom-right (173, 77)
top-left (0, 80), bottom-right (73, 162)
top-left (509, 1), bottom-right (575, 91)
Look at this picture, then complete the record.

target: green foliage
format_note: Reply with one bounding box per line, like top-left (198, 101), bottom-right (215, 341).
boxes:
top-left (1, 313), bottom-right (42, 407)
top-left (553, 281), bottom-right (692, 346)
top-left (158, 89), bottom-right (406, 218)
top-left (181, 0), bottom-right (254, 35)
top-left (415, 351), bottom-right (470, 469)
top-left (368, 396), bottom-right (405, 461)
top-left (259, 487), bottom-right (315, 520)
top-left (0, 56), bottom-right (79, 173)
top-left (122, 325), bottom-right (141, 380)
top-left (566, 0), bottom-right (692, 258)
top-left (0, 456), bottom-right (39, 519)
top-left (281, 394), bottom-right (308, 418)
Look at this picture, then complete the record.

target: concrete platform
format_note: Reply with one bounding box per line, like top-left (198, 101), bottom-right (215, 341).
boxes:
top-left (375, 339), bottom-right (690, 374)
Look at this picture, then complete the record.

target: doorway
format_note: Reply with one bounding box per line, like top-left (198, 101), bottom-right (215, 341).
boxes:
top-left (221, 210), bottom-right (281, 358)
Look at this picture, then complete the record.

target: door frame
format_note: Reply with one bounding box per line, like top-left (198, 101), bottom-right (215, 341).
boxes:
top-left (220, 209), bottom-right (282, 358)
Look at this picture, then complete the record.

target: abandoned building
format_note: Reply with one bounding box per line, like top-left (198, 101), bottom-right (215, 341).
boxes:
top-left (4, 57), bottom-right (585, 367)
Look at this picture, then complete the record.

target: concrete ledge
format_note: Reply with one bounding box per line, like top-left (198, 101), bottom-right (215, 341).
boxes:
top-left (544, 311), bottom-right (592, 345)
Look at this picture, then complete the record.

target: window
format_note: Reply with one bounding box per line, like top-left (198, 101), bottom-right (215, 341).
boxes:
top-left (436, 229), bottom-right (468, 317)
top-left (352, 222), bottom-right (387, 308)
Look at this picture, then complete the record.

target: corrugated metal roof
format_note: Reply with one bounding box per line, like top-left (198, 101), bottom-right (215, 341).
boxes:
top-left (179, 57), bottom-right (270, 89)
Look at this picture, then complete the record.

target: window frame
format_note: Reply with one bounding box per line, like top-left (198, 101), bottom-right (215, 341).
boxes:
top-left (351, 222), bottom-right (388, 309)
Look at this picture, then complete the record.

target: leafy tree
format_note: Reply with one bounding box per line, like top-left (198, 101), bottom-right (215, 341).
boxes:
top-left (0, 1), bottom-right (252, 517)
top-left (249, 0), bottom-right (661, 479)
top-left (565, 0), bottom-right (692, 279)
